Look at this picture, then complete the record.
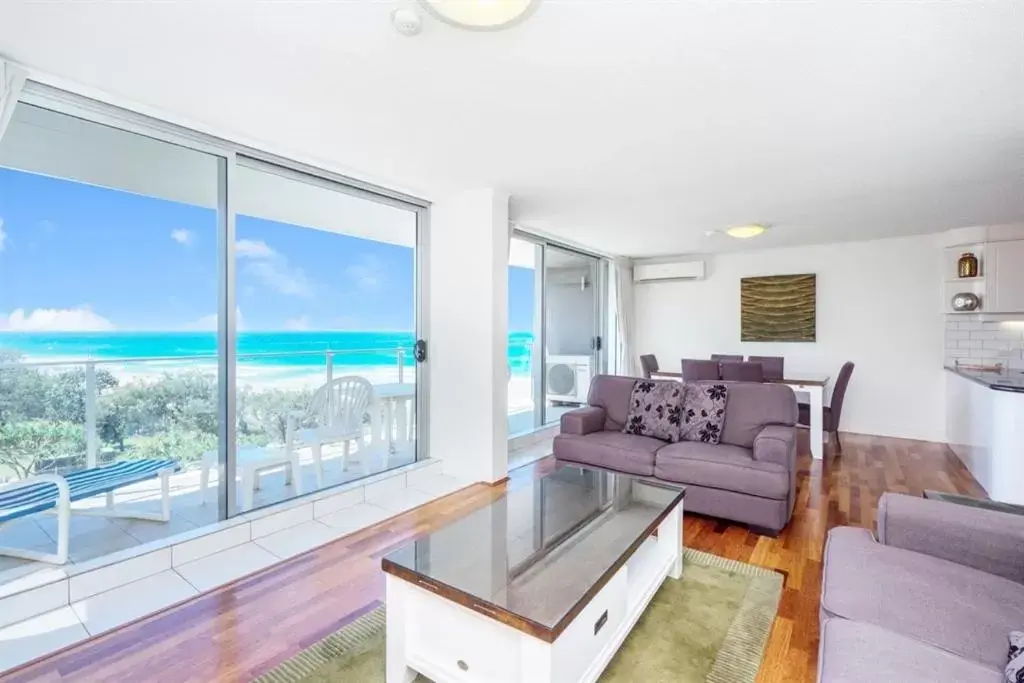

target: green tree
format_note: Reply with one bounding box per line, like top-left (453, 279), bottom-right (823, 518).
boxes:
top-left (0, 350), bottom-right (50, 423)
top-left (44, 367), bottom-right (119, 424)
top-left (0, 420), bottom-right (87, 479)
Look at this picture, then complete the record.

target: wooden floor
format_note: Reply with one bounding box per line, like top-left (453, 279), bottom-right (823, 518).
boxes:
top-left (1, 432), bottom-right (984, 683)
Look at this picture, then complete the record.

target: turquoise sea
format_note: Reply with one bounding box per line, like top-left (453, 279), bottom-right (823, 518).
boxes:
top-left (0, 331), bottom-right (536, 375)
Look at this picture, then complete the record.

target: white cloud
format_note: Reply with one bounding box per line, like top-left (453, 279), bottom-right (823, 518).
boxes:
top-left (345, 255), bottom-right (384, 291)
top-left (284, 315), bottom-right (310, 331)
top-left (0, 218), bottom-right (6, 252)
top-left (236, 239), bottom-right (314, 298)
top-left (235, 239), bottom-right (276, 259)
top-left (181, 308), bottom-right (244, 331)
top-left (170, 229), bottom-right (193, 245)
top-left (0, 306), bottom-right (115, 332)
top-left (244, 261), bottom-right (313, 297)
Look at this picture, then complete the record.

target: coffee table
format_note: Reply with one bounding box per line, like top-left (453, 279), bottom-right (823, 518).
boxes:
top-left (382, 465), bottom-right (686, 683)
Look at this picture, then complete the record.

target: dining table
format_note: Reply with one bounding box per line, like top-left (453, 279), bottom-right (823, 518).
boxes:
top-left (651, 371), bottom-right (831, 460)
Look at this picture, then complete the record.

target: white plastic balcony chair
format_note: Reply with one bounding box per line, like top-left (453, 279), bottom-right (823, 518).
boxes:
top-left (285, 376), bottom-right (379, 485)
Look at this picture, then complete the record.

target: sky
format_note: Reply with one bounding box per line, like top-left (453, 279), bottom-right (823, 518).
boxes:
top-left (0, 166), bottom-right (537, 333)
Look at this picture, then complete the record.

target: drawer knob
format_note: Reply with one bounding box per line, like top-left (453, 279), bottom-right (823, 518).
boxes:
top-left (457, 660), bottom-right (469, 672)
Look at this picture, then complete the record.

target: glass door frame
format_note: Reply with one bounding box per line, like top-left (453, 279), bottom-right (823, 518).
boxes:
top-left (18, 81), bottom-right (431, 521)
top-left (509, 229), bottom-right (609, 434)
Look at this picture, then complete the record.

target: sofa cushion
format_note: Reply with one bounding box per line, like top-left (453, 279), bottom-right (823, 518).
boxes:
top-left (679, 383), bottom-right (728, 444)
top-left (710, 381), bottom-right (797, 448)
top-left (821, 526), bottom-right (1024, 670)
top-left (552, 431), bottom-right (662, 476)
top-left (819, 617), bottom-right (1001, 683)
top-left (1007, 632), bottom-right (1024, 683)
top-left (653, 441), bottom-right (788, 499)
top-left (623, 380), bottom-right (684, 443)
top-left (587, 375), bottom-right (641, 431)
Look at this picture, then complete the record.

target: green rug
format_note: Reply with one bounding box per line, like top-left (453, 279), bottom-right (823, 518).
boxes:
top-left (255, 549), bottom-right (782, 683)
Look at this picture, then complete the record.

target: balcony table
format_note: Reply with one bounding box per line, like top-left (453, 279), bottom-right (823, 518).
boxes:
top-left (200, 445), bottom-right (303, 511)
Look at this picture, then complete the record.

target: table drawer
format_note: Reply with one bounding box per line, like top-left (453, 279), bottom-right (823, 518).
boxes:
top-left (406, 585), bottom-right (521, 683)
top-left (552, 565), bottom-right (628, 681)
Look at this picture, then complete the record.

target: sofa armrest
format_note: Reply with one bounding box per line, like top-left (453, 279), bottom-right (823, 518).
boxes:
top-left (752, 425), bottom-right (796, 470)
top-left (877, 492), bottom-right (1024, 583)
top-left (560, 406), bottom-right (606, 435)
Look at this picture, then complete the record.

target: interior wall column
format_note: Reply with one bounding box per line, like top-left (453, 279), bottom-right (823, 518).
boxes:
top-left (429, 189), bottom-right (510, 483)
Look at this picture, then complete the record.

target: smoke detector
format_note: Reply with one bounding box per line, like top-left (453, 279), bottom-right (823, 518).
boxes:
top-left (392, 8), bottom-right (423, 36)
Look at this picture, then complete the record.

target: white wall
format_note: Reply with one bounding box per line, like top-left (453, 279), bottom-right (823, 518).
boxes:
top-left (635, 234), bottom-right (946, 442)
top-left (429, 189), bottom-right (510, 483)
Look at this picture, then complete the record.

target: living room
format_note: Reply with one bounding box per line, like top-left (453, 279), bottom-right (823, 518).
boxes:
top-left (0, 1), bottom-right (1022, 682)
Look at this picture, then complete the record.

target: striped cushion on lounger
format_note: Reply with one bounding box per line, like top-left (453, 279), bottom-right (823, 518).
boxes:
top-left (0, 459), bottom-right (178, 524)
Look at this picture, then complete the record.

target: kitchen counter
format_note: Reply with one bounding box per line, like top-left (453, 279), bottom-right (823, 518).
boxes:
top-left (945, 366), bottom-right (1024, 394)
top-left (946, 369), bottom-right (1024, 504)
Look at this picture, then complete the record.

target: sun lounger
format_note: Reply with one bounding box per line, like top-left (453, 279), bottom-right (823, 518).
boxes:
top-left (0, 458), bottom-right (179, 564)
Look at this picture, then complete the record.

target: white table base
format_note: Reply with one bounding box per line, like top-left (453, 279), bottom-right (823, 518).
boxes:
top-left (785, 382), bottom-right (825, 460)
top-left (385, 500), bottom-right (683, 683)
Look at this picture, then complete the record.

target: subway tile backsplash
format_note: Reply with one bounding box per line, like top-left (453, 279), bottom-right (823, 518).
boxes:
top-left (945, 314), bottom-right (1024, 370)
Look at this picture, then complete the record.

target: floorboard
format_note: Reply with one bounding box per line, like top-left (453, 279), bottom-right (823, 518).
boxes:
top-left (0, 431), bottom-right (984, 683)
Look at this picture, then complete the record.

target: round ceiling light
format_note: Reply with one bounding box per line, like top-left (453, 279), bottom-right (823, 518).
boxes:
top-left (417, 0), bottom-right (540, 31)
top-left (724, 224), bottom-right (767, 239)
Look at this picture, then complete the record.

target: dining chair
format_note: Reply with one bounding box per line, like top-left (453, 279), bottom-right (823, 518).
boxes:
top-left (639, 354), bottom-right (659, 379)
top-left (681, 359), bottom-right (721, 381)
top-left (711, 354), bottom-right (743, 362)
top-left (799, 361), bottom-right (855, 453)
top-left (748, 355), bottom-right (784, 380)
top-left (720, 360), bottom-right (765, 382)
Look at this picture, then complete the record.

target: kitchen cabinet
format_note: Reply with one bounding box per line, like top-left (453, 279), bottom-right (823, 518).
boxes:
top-left (988, 240), bottom-right (1024, 313)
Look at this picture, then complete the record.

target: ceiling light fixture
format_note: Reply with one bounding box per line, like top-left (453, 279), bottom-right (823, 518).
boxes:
top-left (724, 224), bottom-right (768, 239)
top-left (417, 0), bottom-right (540, 31)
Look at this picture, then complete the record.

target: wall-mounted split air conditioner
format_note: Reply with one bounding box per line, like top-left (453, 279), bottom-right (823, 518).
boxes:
top-left (633, 260), bottom-right (705, 283)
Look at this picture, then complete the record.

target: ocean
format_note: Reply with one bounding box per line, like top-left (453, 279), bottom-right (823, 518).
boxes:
top-left (0, 331), bottom-right (536, 376)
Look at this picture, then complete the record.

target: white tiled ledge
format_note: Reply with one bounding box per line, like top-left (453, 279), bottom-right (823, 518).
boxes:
top-left (0, 461), bottom-right (469, 674)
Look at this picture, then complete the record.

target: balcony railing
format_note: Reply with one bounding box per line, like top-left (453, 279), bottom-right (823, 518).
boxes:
top-left (0, 347), bottom-right (412, 481)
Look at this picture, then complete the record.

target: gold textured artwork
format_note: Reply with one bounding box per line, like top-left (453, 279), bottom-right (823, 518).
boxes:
top-left (741, 274), bottom-right (816, 342)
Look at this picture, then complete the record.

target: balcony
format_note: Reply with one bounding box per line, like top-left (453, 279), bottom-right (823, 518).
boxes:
top-left (0, 347), bottom-right (416, 589)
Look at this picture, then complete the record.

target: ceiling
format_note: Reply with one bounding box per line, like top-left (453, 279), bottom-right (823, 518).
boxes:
top-left (0, 1), bottom-right (1021, 257)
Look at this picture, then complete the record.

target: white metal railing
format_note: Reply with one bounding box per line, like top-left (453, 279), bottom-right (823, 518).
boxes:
top-left (0, 347), bottom-right (412, 469)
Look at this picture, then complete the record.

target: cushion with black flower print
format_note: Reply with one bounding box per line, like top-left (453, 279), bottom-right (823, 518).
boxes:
top-left (622, 379), bottom-right (685, 443)
top-left (679, 383), bottom-right (729, 445)
top-left (1005, 631), bottom-right (1024, 683)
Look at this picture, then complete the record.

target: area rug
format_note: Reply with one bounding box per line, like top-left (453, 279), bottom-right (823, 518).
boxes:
top-left (255, 548), bottom-right (783, 683)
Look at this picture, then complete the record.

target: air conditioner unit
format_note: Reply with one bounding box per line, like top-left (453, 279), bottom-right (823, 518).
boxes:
top-left (545, 355), bottom-right (593, 405)
top-left (633, 260), bottom-right (706, 283)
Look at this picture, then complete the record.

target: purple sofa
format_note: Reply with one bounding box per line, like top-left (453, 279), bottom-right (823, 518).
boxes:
top-left (819, 493), bottom-right (1024, 682)
top-left (553, 375), bottom-right (798, 534)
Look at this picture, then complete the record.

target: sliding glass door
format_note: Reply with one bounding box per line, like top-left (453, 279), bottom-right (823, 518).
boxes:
top-left (0, 102), bottom-right (229, 552)
top-left (232, 159), bottom-right (420, 512)
top-left (543, 246), bottom-right (601, 426)
top-left (507, 234), bottom-right (605, 437)
top-left (0, 87), bottom-right (426, 588)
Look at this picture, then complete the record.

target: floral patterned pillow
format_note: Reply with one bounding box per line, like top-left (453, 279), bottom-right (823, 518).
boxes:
top-left (622, 380), bottom-right (684, 443)
top-left (1005, 631), bottom-right (1024, 683)
top-left (679, 383), bottom-right (729, 444)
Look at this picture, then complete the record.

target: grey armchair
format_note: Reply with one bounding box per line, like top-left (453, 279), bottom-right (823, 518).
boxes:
top-left (711, 353), bottom-right (742, 362)
top-left (819, 492), bottom-right (1024, 682)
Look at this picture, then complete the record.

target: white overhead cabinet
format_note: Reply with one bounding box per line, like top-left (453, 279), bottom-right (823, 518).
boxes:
top-left (943, 239), bottom-right (1024, 314)
top-left (987, 240), bottom-right (1024, 314)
